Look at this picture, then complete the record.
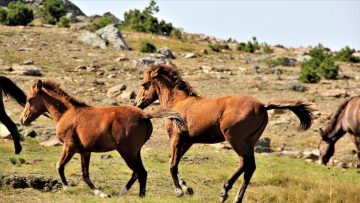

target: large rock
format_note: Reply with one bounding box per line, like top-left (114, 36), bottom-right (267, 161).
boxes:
top-left (255, 137), bottom-right (271, 153)
top-left (278, 83), bottom-right (308, 92)
top-left (117, 90), bottom-right (136, 100)
top-left (78, 32), bottom-right (107, 49)
top-left (134, 58), bottom-right (167, 71)
top-left (12, 64), bottom-right (42, 76)
top-left (40, 136), bottom-right (62, 147)
top-left (0, 124), bottom-right (11, 139)
top-left (107, 84), bottom-right (126, 98)
top-left (184, 52), bottom-right (197, 59)
top-left (282, 57), bottom-right (297, 67)
top-left (320, 89), bottom-right (348, 98)
top-left (156, 47), bottom-right (175, 59)
top-left (95, 24), bottom-right (130, 50)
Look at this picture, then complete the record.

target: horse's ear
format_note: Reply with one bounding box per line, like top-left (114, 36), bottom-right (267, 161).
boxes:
top-left (150, 66), bottom-right (164, 78)
top-left (36, 80), bottom-right (43, 91)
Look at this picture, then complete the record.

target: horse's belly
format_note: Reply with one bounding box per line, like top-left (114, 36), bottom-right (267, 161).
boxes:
top-left (190, 128), bottom-right (225, 143)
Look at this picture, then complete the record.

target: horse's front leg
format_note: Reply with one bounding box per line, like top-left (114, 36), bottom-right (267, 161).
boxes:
top-left (169, 134), bottom-right (193, 196)
top-left (57, 144), bottom-right (76, 188)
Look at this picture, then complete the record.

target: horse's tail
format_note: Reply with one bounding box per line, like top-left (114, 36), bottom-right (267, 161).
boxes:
top-left (0, 76), bottom-right (27, 107)
top-left (145, 109), bottom-right (188, 133)
top-left (264, 100), bottom-right (313, 130)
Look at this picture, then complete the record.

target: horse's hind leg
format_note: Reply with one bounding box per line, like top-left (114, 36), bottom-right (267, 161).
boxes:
top-left (57, 144), bottom-right (76, 187)
top-left (80, 152), bottom-right (109, 197)
top-left (0, 106), bottom-right (22, 154)
top-left (169, 134), bottom-right (193, 197)
top-left (119, 149), bottom-right (147, 197)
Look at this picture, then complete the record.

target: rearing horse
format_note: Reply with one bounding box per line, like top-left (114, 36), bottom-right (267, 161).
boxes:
top-left (20, 80), bottom-right (187, 197)
top-left (0, 76), bottom-right (27, 154)
top-left (319, 96), bottom-right (360, 167)
top-left (134, 64), bottom-right (313, 203)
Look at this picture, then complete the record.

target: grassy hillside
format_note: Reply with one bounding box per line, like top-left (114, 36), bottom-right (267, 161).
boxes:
top-left (1, 24), bottom-right (360, 202)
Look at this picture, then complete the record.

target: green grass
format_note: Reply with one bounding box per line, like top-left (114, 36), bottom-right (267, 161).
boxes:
top-left (0, 139), bottom-right (359, 203)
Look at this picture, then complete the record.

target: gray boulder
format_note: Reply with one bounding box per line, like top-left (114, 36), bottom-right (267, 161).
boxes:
top-left (134, 58), bottom-right (166, 71)
top-left (283, 57), bottom-right (297, 67)
top-left (156, 47), bottom-right (175, 59)
top-left (107, 84), bottom-right (127, 98)
top-left (95, 24), bottom-right (130, 50)
top-left (78, 32), bottom-right (107, 49)
top-left (255, 137), bottom-right (271, 153)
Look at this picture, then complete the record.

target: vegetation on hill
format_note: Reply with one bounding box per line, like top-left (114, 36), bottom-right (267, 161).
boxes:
top-left (300, 44), bottom-right (339, 83)
top-left (36, 0), bottom-right (66, 25)
top-left (0, 1), bottom-right (34, 26)
top-left (121, 0), bottom-right (183, 40)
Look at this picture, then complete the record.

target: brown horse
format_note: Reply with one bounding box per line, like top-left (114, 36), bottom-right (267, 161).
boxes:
top-left (134, 64), bottom-right (313, 203)
top-left (319, 96), bottom-right (360, 167)
top-left (20, 80), bottom-right (187, 198)
top-left (0, 76), bottom-right (27, 154)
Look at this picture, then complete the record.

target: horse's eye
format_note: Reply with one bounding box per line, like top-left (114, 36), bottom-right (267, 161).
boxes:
top-left (142, 82), bottom-right (150, 88)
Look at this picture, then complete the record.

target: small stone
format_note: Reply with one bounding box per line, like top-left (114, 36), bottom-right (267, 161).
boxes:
top-left (255, 137), bottom-right (271, 153)
top-left (101, 154), bottom-right (113, 159)
top-left (115, 56), bottom-right (129, 62)
top-left (22, 59), bottom-right (34, 65)
top-left (201, 49), bottom-right (208, 55)
top-left (184, 53), bottom-right (197, 59)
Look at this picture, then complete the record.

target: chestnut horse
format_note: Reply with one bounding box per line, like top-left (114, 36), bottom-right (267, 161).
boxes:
top-left (134, 64), bottom-right (313, 203)
top-left (0, 76), bottom-right (27, 154)
top-left (20, 80), bottom-right (187, 198)
top-left (319, 96), bottom-right (360, 167)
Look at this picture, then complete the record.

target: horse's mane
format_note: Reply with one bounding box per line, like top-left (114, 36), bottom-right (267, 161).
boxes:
top-left (149, 64), bottom-right (198, 97)
top-left (325, 96), bottom-right (358, 133)
top-left (36, 80), bottom-right (89, 107)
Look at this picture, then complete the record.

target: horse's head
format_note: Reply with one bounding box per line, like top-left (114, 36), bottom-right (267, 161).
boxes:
top-left (318, 128), bottom-right (335, 166)
top-left (134, 65), bottom-right (166, 109)
top-left (21, 80), bottom-right (47, 126)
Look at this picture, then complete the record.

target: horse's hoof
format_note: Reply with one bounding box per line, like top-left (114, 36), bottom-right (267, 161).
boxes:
top-left (183, 186), bottom-right (194, 196)
top-left (119, 186), bottom-right (128, 196)
top-left (219, 194), bottom-right (228, 203)
top-left (15, 145), bottom-right (22, 154)
top-left (175, 188), bottom-right (184, 197)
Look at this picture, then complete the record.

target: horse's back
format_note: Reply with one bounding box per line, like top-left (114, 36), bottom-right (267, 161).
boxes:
top-left (58, 105), bottom-right (150, 152)
top-left (343, 97), bottom-right (360, 134)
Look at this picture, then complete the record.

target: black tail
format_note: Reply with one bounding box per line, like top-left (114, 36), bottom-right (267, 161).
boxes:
top-left (0, 76), bottom-right (27, 107)
top-left (145, 109), bottom-right (188, 132)
top-left (264, 100), bottom-right (313, 130)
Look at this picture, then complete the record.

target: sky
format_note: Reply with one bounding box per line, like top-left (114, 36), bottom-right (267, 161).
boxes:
top-left (71, 0), bottom-right (360, 51)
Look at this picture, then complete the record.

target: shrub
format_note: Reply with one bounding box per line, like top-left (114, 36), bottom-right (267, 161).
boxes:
top-left (265, 57), bottom-right (287, 67)
top-left (261, 43), bottom-right (273, 54)
top-left (92, 15), bottom-right (112, 30)
top-left (208, 43), bottom-right (229, 52)
top-left (9, 157), bottom-right (17, 165)
top-left (308, 43), bottom-right (332, 61)
top-left (121, 0), bottom-right (176, 36)
top-left (139, 40), bottom-right (156, 53)
top-left (334, 46), bottom-right (360, 63)
top-left (37, 0), bottom-right (65, 24)
top-left (318, 57), bottom-right (338, 79)
top-left (0, 7), bottom-right (7, 24)
top-left (6, 1), bottom-right (34, 26)
top-left (299, 59), bottom-right (321, 83)
top-left (237, 37), bottom-right (260, 53)
top-left (56, 16), bottom-right (70, 27)
top-left (170, 27), bottom-right (185, 41)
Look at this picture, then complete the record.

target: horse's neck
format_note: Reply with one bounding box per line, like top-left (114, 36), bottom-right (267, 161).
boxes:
top-left (42, 91), bottom-right (72, 122)
top-left (158, 87), bottom-right (191, 108)
top-left (325, 119), bottom-right (346, 143)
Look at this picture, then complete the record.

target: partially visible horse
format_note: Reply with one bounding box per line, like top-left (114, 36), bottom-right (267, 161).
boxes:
top-left (20, 80), bottom-right (187, 197)
top-left (0, 76), bottom-right (27, 154)
top-left (319, 96), bottom-right (360, 167)
top-left (134, 64), bottom-right (313, 203)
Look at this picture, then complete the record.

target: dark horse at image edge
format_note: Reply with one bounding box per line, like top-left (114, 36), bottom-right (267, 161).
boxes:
top-left (319, 96), bottom-right (360, 167)
top-left (0, 75), bottom-right (26, 154)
